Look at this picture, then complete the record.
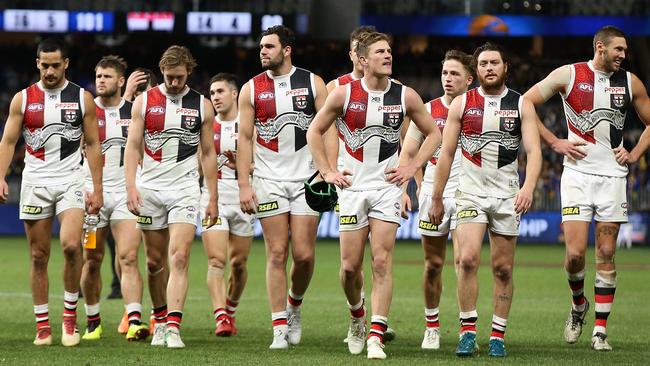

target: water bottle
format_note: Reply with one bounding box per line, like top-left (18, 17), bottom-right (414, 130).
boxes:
top-left (83, 214), bottom-right (100, 249)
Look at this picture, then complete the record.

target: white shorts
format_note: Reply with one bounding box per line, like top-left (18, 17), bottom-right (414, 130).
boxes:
top-left (418, 193), bottom-right (456, 237)
top-left (252, 177), bottom-right (319, 219)
top-left (84, 186), bottom-right (136, 228)
top-left (455, 191), bottom-right (520, 236)
top-left (19, 180), bottom-right (85, 220)
top-left (338, 185), bottom-right (402, 232)
top-left (200, 189), bottom-right (254, 237)
top-left (136, 185), bottom-right (200, 230)
top-left (561, 168), bottom-right (627, 223)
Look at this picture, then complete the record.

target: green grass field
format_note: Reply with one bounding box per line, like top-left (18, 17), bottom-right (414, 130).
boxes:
top-left (0, 237), bottom-right (648, 365)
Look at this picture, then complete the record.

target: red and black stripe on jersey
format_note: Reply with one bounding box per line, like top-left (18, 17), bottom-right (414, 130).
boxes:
top-left (565, 62), bottom-right (630, 148)
top-left (252, 67), bottom-right (315, 153)
top-left (428, 98), bottom-right (449, 165)
top-left (379, 83), bottom-right (404, 162)
top-left (58, 83), bottom-right (84, 161)
top-left (461, 88), bottom-right (521, 168)
top-left (23, 85), bottom-right (45, 160)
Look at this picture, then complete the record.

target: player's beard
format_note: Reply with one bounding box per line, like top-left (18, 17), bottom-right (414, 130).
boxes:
top-left (97, 85), bottom-right (118, 98)
top-left (262, 53), bottom-right (284, 71)
top-left (479, 72), bottom-right (506, 93)
top-left (42, 73), bottom-right (63, 88)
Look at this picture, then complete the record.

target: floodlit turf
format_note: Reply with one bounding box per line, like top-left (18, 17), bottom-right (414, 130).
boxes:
top-left (0, 236), bottom-right (648, 365)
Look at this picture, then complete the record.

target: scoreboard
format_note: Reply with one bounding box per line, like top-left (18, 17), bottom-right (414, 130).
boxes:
top-left (0, 9), bottom-right (294, 35)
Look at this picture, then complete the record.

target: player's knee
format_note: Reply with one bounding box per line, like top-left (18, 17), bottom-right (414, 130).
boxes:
top-left (424, 257), bottom-right (444, 279)
top-left (206, 264), bottom-right (224, 283)
top-left (230, 257), bottom-right (247, 275)
top-left (371, 254), bottom-right (390, 278)
top-left (170, 249), bottom-right (190, 271)
top-left (61, 241), bottom-right (81, 260)
top-left (31, 247), bottom-right (50, 268)
top-left (266, 247), bottom-right (288, 268)
top-left (340, 260), bottom-right (362, 279)
top-left (119, 251), bottom-right (138, 269)
top-left (146, 258), bottom-right (165, 276)
top-left (207, 256), bottom-right (226, 271)
top-left (565, 248), bottom-right (585, 268)
top-left (492, 263), bottom-right (513, 283)
top-left (292, 252), bottom-right (314, 269)
top-left (596, 247), bottom-right (616, 265)
top-left (458, 254), bottom-right (479, 273)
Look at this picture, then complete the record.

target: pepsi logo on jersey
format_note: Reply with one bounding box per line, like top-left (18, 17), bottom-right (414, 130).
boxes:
top-left (577, 82), bottom-right (593, 92)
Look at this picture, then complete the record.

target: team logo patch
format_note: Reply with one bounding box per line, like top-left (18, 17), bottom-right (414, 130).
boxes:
top-left (294, 95), bottom-right (307, 109)
top-left (502, 117), bottom-right (516, 132)
top-left (22, 205), bottom-right (43, 215)
top-left (27, 103), bottom-right (44, 112)
top-left (386, 113), bottom-right (401, 127)
top-left (339, 215), bottom-right (358, 225)
top-left (562, 206), bottom-right (580, 215)
top-left (612, 94), bottom-right (625, 108)
top-left (183, 116), bottom-right (198, 129)
top-left (577, 82), bottom-right (593, 92)
top-left (457, 210), bottom-right (478, 219)
top-left (258, 201), bottom-right (279, 212)
top-left (63, 110), bottom-right (79, 123)
top-left (465, 108), bottom-right (483, 117)
top-left (258, 92), bottom-right (274, 101)
top-left (348, 102), bottom-right (367, 112)
top-left (98, 119), bottom-right (106, 127)
top-left (418, 220), bottom-right (438, 231)
top-left (147, 106), bottom-right (165, 115)
top-left (137, 216), bottom-right (153, 224)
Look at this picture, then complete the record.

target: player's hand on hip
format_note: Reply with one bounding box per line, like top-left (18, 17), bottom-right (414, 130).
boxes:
top-left (0, 180), bottom-right (8, 204)
top-left (204, 200), bottom-right (219, 228)
top-left (514, 187), bottom-right (533, 214)
top-left (429, 196), bottom-right (444, 225)
top-left (551, 139), bottom-right (587, 161)
top-left (400, 192), bottom-right (411, 219)
top-left (385, 165), bottom-right (416, 186)
top-left (85, 189), bottom-right (103, 215)
top-left (323, 170), bottom-right (351, 189)
top-left (126, 188), bottom-right (142, 216)
top-left (239, 185), bottom-right (258, 214)
top-left (613, 146), bottom-right (630, 165)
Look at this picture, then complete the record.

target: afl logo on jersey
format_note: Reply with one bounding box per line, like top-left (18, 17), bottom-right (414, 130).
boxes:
top-left (148, 106), bottom-right (165, 115)
top-left (27, 103), bottom-right (44, 112)
top-left (348, 102), bottom-right (367, 112)
top-left (577, 83), bottom-right (593, 92)
top-left (258, 92), bottom-right (274, 101)
top-left (435, 118), bottom-right (446, 127)
top-left (466, 108), bottom-right (483, 117)
top-left (98, 119), bottom-right (106, 127)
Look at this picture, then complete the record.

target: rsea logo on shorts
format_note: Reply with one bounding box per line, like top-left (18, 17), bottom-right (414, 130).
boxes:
top-left (340, 215), bottom-right (358, 225)
top-left (258, 201), bottom-right (279, 213)
top-left (562, 207), bottom-right (580, 215)
top-left (137, 216), bottom-right (153, 225)
top-left (418, 220), bottom-right (438, 231)
top-left (22, 205), bottom-right (42, 215)
top-left (202, 217), bottom-right (222, 227)
top-left (457, 210), bottom-right (478, 219)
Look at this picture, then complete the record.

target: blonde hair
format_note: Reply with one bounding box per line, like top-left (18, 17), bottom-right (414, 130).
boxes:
top-left (356, 32), bottom-right (390, 58)
top-left (159, 45), bottom-right (197, 73)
